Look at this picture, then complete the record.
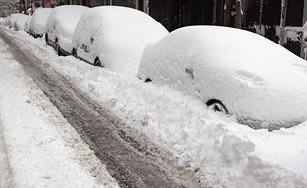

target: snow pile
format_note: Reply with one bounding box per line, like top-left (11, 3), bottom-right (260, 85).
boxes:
top-left (72, 6), bottom-right (168, 75)
top-left (14, 14), bottom-right (30, 31)
top-left (138, 26), bottom-right (307, 129)
top-left (29, 8), bottom-right (53, 35)
top-left (3, 26), bottom-right (307, 187)
top-left (46, 5), bottom-right (89, 53)
top-left (0, 36), bottom-right (119, 188)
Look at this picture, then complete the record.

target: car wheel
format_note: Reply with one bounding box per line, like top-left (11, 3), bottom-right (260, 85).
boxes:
top-left (206, 99), bottom-right (228, 114)
top-left (45, 34), bottom-right (48, 45)
top-left (72, 48), bottom-right (77, 58)
top-left (145, 78), bottom-right (152, 83)
top-left (94, 58), bottom-right (102, 67)
top-left (56, 41), bottom-right (61, 56)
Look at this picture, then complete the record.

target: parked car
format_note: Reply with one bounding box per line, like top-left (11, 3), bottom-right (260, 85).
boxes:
top-left (45, 5), bottom-right (89, 56)
top-left (72, 6), bottom-right (168, 75)
top-left (24, 16), bottom-right (32, 33)
top-left (8, 13), bottom-right (23, 28)
top-left (14, 14), bottom-right (30, 31)
top-left (29, 8), bottom-right (53, 38)
top-left (138, 26), bottom-right (307, 129)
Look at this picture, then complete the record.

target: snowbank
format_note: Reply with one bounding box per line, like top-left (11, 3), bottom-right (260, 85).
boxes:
top-left (0, 17), bottom-right (6, 26)
top-left (72, 6), bottom-right (168, 75)
top-left (138, 26), bottom-right (307, 129)
top-left (2, 26), bottom-right (307, 187)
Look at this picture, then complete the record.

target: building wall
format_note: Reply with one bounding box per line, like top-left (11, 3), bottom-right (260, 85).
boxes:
top-left (149, 0), bottom-right (214, 31)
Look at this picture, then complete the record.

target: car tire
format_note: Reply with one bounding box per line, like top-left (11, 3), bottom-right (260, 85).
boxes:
top-left (206, 99), bottom-right (228, 114)
top-left (94, 58), bottom-right (102, 67)
top-left (72, 48), bottom-right (77, 58)
top-left (145, 78), bottom-right (152, 83)
top-left (45, 34), bottom-right (48, 45)
top-left (56, 41), bottom-right (61, 56)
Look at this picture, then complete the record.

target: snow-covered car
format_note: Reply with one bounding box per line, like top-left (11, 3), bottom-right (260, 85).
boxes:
top-left (29, 8), bottom-right (53, 38)
top-left (45, 5), bottom-right (89, 56)
top-left (72, 6), bottom-right (168, 75)
top-left (138, 26), bottom-right (307, 129)
top-left (24, 16), bottom-right (32, 33)
top-left (8, 13), bottom-right (23, 28)
top-left (14, 14), bottom-right (30, 31)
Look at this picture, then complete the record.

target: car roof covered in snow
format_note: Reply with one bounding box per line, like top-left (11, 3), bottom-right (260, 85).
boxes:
top-left (142, 26), bottom-right (307, 89)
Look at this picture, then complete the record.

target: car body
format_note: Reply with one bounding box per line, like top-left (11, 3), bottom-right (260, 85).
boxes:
top-left (14, 14), bottom-right (30, 31)
top-left (45, 5), bottom-right (89, 56)
top-left (29, 8), bottom-right (53, 38)
top-left (72, 6), bottom-right (168, 75)
top-left (138, 26), bottom-right (307, 129)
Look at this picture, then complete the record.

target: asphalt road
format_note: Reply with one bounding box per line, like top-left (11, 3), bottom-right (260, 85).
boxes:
top-left (0, 31), bottom-right (199, 188)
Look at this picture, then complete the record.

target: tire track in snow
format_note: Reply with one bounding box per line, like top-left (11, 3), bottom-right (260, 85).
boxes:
top-left (0, 117), bottom-right (14, 188)
top-left (0, 30), bottom-right (193, 188)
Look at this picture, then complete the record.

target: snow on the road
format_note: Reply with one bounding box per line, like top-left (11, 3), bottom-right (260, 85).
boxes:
top-left (2, 26), bottom-right (307, 187)
top-left (0, 37), bottom-right (119, 187)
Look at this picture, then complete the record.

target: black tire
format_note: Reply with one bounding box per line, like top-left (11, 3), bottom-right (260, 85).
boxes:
top-left (55, 41), bottom-right (61, 56)
top-left (145, 78), bottom-right (152, 83)
top-left (45, 34), bottom-right (48, 45)
top-left (72, 48), bottom-right (77, 58)
top-left (94, 58), bottom-right (102, 67)
top-left (206, 99), bottom-right (228, 114)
